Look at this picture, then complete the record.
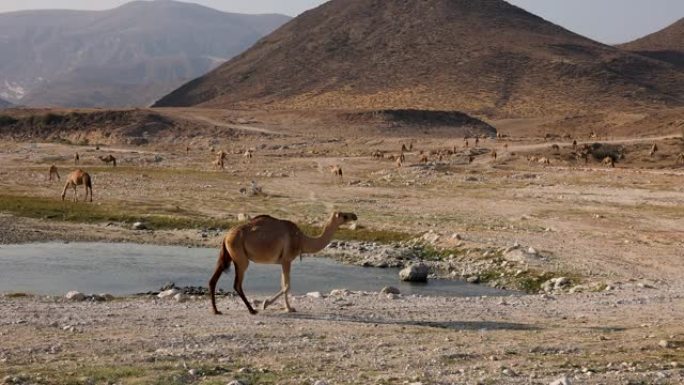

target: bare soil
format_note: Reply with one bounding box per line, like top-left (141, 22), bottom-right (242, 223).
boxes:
top-left (1, 110), bottom-right (683, 384)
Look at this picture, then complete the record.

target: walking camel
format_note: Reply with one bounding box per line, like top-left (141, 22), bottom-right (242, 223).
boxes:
top-left (48, 165), bottom-right (60, 181)
top-left (61, 169), bottom-right (93, 202)
top-left (98, 155), bottom-right (117, 167)
top-left (74, 153), bottom-right (80, 165)
top-left (329, 165), bottom-right (343, 181)
top-left (209, 211), bottom-right (358, 315)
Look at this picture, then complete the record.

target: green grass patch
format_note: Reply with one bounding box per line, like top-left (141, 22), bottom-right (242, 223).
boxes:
top-left (0, 193), bottom-right (413, 244)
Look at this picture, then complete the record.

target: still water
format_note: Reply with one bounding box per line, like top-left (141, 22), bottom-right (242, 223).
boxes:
top-left (0, 242), bottom-right (514, 297)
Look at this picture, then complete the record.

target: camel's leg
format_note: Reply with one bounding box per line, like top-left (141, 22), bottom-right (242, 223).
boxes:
top-left (281, 262), bottom-right (295, 313)
top-left (72, 185), bottom-right (78, 202)
top-left (232, 259), bottom-right (257, 315)
top-left (263, 261), bottom-right (292, 311)
top-left (209, 242), bottom-right (231, 315)
top-left (61, 182), bottom-right (70, 201)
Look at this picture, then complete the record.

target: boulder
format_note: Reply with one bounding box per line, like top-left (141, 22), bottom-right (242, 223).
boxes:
top-left (306, 291), bottom-right (324, 299)
top-left (65, 291), bottom-right (86, 301)
top-left (399, 263), bottom-right (429, 282)
top-left (174, 293), bottom-right (188, 303)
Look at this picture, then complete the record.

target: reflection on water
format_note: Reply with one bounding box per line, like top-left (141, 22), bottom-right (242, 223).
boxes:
top-left (0, 242), bottom-right (514, 297)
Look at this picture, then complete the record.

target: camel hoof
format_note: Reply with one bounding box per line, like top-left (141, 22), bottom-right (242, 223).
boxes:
top-left (213, 310), bottom-right (223, 315)
top-left (249, 309), bottom-right (259, 315)
top-left (262, 301), bottom-right (270, 310)
top-left (286, 307), bottom-right (297, 313)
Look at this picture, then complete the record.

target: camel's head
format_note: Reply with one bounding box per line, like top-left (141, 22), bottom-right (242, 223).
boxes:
top-left (331, 211), bottom-right (358, 226)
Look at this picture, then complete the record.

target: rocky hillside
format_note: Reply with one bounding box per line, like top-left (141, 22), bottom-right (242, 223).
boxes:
top-left (619, 18), bottom-right (684, 68)
top-left (0, 99), bottom-right (12, 109)
top-left (155, 0), bottom-right (684, 118)
top-left (0, 0), bottom-right (290, 108)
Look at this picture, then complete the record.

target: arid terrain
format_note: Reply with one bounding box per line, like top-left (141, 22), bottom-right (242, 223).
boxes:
top-left (1, 107), bottom-right (683, 385)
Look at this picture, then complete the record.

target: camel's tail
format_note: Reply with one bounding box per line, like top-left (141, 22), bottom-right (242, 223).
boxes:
top-left (218, 241), bottom-right (232, 272)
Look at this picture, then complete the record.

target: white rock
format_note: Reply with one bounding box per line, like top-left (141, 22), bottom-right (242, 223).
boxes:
top-left (188, 369), bottom-right (199, 376)
top-left (527, 247), bottom-right (538, 255)
top-left (314, 381), bottom-right (329, 385)
top-left (157, 289), bottom-right (179, 300)
top-left (399, 263), bottom-right (429, 282)
top-left (659, 340), bottom-right (672, 348)
top-left (330, 289), bottom-right (351, 296)
top-left (132, 222), bottom-right (147, 230)
top-left (237, 213), bottom-right (250, 221)
top-left (348, 222), bottom-right (358, 230)
top-left (306, 291), bottom-right (324, 299)
top-left (174, 293), bottom-right (187, 303)
top-left (549, 376), bottom-right (572, 385)
top-left (65, 291), bottom-right (86, 301)
top-left (227, 381), bottom-right (247, 385)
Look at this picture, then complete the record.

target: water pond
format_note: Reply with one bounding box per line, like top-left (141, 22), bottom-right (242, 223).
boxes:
top-left (0, 242), bottom-right (514, 297)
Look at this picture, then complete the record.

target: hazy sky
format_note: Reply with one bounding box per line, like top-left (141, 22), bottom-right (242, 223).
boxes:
top-left (0, 0), bottom-right (682, 44)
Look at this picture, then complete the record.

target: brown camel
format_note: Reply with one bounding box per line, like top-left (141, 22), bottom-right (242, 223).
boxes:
top-left (396, 157), bottom-right (403, 168)
top-left (74, 153), bottom-right (80, 165)
top-left (603, 157), bottom-right (615, 168)
top-left (243, 149), bottom-right (253, 160)
top-left (572, 140), bottom-right (578, 150)
top-left (399, 152), bottom-right (406, 163)
top-left (329, 165), bottom-right (343, 181)
top-left (98, 155), bottom-right (117, 167)
top-left (371, 150), bottom-right (383, 160)
top-left (420, 155), bottom-right (429, 163)
top-left (551, 144), bottom-right (560, 151)
top-left (401, 144), bottom-right (408, 152)
top-left (209, 211), bottom-right (358, 315)
top-left (61, 169), bottom-right (93, 202)
top-left (48, 165), bottom-right (60, 181)
top-left (491, 150), bottom-right (497, 160)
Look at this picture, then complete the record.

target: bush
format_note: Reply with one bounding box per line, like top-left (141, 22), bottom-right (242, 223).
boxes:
top-left (0, 115), bottom-right (18, 126)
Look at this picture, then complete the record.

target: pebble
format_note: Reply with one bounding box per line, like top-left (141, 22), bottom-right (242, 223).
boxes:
top-left (658, 340), bottom-right (671, 348)
top-left (132, 222), bottom-right (147, 230)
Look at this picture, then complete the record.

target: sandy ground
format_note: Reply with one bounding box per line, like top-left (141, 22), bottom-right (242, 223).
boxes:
top-left (1, 123), bottom-right (684, 384)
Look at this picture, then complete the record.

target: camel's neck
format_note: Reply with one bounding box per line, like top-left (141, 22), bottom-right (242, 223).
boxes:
top-left (301, 220), bottom-right (341, 254)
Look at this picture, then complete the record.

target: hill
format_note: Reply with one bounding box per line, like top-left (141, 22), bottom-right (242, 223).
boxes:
top-left (0, 98), bottom-right (12, 109)
top-left (0, 0), bottom-right (290, 108)
top-left (155, 0), bottom-right (684, 118)
top-left (619, 18), bottom-right (684, 68)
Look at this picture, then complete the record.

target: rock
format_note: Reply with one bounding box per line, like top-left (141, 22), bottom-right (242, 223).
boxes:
top-left (157, 289), bottom-right (179, 300)
top-left (421, 231), bottom-right (440, 244)
top-left (637, 282), bottom-right (655, 289)
top-left (226, 381), bottom-right (247, 385)
top-left (527, 247), bottom-right (538, 255)
top-left (504, 248), bottom-right (541, 263)
top-left (98, 293), bottom-right (114, 301)
top-left (237, 213), bottom-right (249, 222)
top-left (161, 282), bottom-right (176, 291)
top-left (549, 376), bottom-right (572, 385)
top-left (132, 222), bottom-right (147, 230)
top-left (65, 291), bottom-right (86, 301)
top-left (174, 293), bottom-right (187, 303)
top-left (554, 277), bottom-right (570, 290)
top-left (188, 369), bottom-right (199, 376)
top-left (659, 340), bottom-right (672, 349)
top-left (348, 222), bottom-right (358, 231)
top-left (399, 263), bottom-right (429, 282)
top-left (306, 291), bottom-right (324, 299)
top-left (330, 289), bottom-right (351, 296)
top-left (466, 276), bottom-right (480, 284)
top-left (314, 381), bottom-right (329, 385)
top-left (381, 286), bottom-right (400, 295)
top-left (386, 293), bottom-right (399, 300)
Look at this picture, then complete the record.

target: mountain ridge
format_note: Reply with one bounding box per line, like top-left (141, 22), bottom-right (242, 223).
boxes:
top-left (0, 0), bottom-right (290, 108)
top-left (618, 18), bottom-right (684, 68)
top-left (155, 0), bottom-right (684, 118)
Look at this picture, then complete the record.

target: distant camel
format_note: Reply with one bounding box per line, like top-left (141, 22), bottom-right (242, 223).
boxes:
top-left (186, 145), bottom-right (190, 154)
top-left (213, 156), bottom-right (224, 170)
top-left (603, 157), bottom-right (615, 168)
top-left (551, 144), bottom-right (560, 151)
top-left (468, 155), bottom-right (475, 164)
top-left (475, 138), bottom-right (480, 147)
top-left (329, 165), bottom-right (343, 181)
top-left (61, 169), bottom-right (92, 202)
top-left (209, 212), bottom-right (358, 314)
top-left (401, 144), bottom-right (408, 152)
top-left (74, 153), bottom-right (80, 165)
top-left (538, 157), bottom-right (551, 165)
top-left (420, 155), bottom-right (429, 163)
top-left (396, 157), bottom-right (403, 168)
top-left (371, 150), bottom-right (383, 160)
top-left (48, 165), bottom-right (60, 181)
top-left (399, 152), bottom-right (406, 163)
top-left (243, 149), bottom-right (253, 160)
top-left (572, 140), bottom-right (578, 150)
top-left (98, 155), bottom-right (116, 167)
top-left (491, 150), bottom-right (497, 160)
top-left (650, 143), bottom-right (658, 157)
top-left (464, 139), bottom-right (469, 148)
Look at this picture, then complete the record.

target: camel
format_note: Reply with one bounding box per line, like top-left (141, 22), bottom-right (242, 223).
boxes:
top-left (213, 156), bottom-right (224, 170)
top-left (399, 153), bottom-right (406, 163)
top-left (209, 211), bottom-right (358, 315)
top-left (329, 165), bottom-right (343, 181)
top-left (420, 155), bottom-right (429, 164)
top-left (396, 157), bottom-right (403, 168)
top-left (491, 150), bottom-right (497, 161)
top-left (243, 149), bottom-right (253, 160)
top-left (371, 150), bottom-right (383, 160)
top-left (61, 169), bottom-right (93, 202)
top-left (572, 140), bottom-right (578, 150)
top-left (603, 156), bottom-right (615, 168)
top-left (98, 155), bottom-right (117, 167)
top-left (538, 157), bottom-right (551, 165)
top-left (468, 155), bottom-right (475, 164)
top-left (475, 137), bottom-right (480, 147)
top-left (48, 165), bottom-right (60, 181)
top-left (186, 145), bottom-right (190, 154)
top-left (74, 153), bottom-right (80, 165)
top-left (650, 143), bottom-right (658, 157)
top-left (551, 144), bottom-right (560, 151)
top-left (401, 144), bottom-right (408, 152)
top-left (464, 139), bottom-right (469, 148)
